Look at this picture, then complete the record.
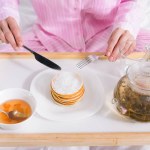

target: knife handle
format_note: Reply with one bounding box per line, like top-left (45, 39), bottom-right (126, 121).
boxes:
top-left (23, 45), bottom-right (36, 55)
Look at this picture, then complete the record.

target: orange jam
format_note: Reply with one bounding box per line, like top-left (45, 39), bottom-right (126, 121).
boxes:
top-left (0, 99), bottom-right (32, 124)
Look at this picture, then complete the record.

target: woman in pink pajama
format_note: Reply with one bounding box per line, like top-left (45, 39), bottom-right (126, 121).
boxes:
top-left (0, 0), bottom-right (143, 61)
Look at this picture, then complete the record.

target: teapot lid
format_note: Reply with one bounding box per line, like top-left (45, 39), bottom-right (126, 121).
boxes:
top-left (127, 62), bottom-right (150, 92)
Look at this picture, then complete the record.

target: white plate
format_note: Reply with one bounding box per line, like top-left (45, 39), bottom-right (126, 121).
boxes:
top-left (30, 69), bottom-right (104, 121)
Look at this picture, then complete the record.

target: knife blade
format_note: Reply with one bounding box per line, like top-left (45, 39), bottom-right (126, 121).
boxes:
top-left (23, 45), bottom-right (61, 70)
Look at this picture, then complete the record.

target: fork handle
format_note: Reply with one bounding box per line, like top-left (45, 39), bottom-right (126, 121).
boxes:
top-left (88, 55), bottom-right (100, 62)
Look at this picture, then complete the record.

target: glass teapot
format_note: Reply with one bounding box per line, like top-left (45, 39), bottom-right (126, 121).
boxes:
top-left (113, 61), bottom-right (150, 122)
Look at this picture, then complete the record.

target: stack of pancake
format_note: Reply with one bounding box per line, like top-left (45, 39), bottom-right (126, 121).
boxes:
top-left (51, 72), bottom-right (84, 106)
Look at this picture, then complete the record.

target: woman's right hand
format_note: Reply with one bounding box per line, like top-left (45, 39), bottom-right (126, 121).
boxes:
top-left (0, 16), bottom-right (23, 50)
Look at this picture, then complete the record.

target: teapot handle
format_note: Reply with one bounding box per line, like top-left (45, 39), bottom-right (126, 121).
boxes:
top-left (112, 98), bottom-right (128, 115)
top-left (144, 45), bottom-right (150, 61)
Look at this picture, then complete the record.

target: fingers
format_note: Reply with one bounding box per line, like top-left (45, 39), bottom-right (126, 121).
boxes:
top-left (110, 40), bottom-right (133, 61)
top-left (124, 41), bottom-right (136, 56)
top-left (106, 28), bottom-right (124, 57)
top-left (108, 31), bottom-right (130, 61)
top-left (106, 28), bottom-right (136, 61)
top-left (0, 28), bottom-right (7, 43)
top-left (123, 40), bottom-right (134, 53)
top-left (0, 17), bottom-right (22, 50)
top-left (7, 17), bottom-right (23, 47)
top-left (0, 20), bottom-right (17, 49)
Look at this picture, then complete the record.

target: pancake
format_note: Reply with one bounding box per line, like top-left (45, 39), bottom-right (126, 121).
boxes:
top-left (50, 71), bottom-right (84, 106)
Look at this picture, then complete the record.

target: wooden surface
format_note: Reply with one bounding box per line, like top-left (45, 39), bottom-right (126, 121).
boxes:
top-left (0, 52), bottom-right (106, 59)
top-left (0, 51), bottom-right (149, 146)
top-left (0, 51), bottom-right (145, 59)
top-left (0, 132), bottom-right (150, 146)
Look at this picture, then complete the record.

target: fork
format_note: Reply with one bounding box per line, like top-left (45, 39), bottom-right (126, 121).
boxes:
top-left (76, 55), bottom-right (101, 69)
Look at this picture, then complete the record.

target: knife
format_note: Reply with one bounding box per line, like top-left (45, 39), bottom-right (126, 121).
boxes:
top-left (23, 45), bottom-right (61, 70)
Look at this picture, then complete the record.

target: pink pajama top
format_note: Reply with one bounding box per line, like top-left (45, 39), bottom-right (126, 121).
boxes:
top-left (0, 0), bottom-right (144, 52)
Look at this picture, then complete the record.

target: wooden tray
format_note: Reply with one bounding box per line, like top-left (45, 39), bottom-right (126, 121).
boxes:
top-left (0, 51), bottom-right (145, 59)
top-left (0, 52), bottom-right (149, 147)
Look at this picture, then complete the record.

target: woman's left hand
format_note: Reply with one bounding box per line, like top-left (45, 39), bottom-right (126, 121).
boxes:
top-left (106, 28), bottom-right (136, 61)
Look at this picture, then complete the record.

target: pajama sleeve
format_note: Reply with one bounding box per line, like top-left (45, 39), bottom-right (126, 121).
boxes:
top-left (0, 0), bottom-right (20, 24)
top-left (113, 0), bottom-right (145, 38)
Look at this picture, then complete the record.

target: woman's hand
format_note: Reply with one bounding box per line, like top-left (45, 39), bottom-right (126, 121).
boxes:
top-left (106, 28), bottom-right (136, 61)
top-left (0, 17), bottom-right (22, 50)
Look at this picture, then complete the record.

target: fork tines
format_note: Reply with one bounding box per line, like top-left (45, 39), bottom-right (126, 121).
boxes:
top-left (76, 56), bottom-right (92, 69)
